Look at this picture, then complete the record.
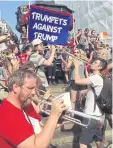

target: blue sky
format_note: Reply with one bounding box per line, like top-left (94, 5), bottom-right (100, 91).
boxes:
top-left (0, 1), bottom-right (35, 37)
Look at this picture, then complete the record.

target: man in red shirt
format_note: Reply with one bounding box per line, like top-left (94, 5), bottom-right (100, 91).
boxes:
top-left (0, 69), bottom-right (68, 148)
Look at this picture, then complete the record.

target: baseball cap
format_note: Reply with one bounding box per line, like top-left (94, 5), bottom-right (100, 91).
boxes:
top-left (31, 39), bottom-right (42, 47)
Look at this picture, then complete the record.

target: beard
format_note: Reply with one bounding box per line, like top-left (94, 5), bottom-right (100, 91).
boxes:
top-left (18, 93), bottom-right (31, 108)
top-left (22, 96), bottom-right (39, 108)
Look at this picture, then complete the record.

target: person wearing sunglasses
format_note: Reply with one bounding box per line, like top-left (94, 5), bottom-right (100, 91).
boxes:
top-left (66, 49), bottom-right (87, 110)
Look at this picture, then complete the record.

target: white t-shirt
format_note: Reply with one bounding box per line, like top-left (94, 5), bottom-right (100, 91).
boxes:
top-left (85, 74), bottom-right (105, 122)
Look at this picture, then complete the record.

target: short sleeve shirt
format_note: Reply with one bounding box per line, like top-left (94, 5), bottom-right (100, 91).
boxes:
top-left (29, 53), bottom-right (48, 87)
top-left (85, 74), bottom-right (104, 119)
top-left (18, 53), bottom-right (27, 66)
top-left (0, 99), bottom-right (41, 148)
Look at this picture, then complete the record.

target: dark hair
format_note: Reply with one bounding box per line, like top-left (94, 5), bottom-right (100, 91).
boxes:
top-left (8, 44), bottom-right (17, 52)
top-left (84, 28), bottom-right (89, 32)
top-left (20, 62), bottom-right (44, 94)
top-left (7, 69), bottom-right (37, 92)
top-left (22, 44), bottom-right (33, 53)
top-left (91, 30), bottom-right (95, 34)
top-left (99, 58), bottom-right (107, 71)
top-left (93, 58), bottom-right (107, 71)
top-left (21, 25), bottom-right (27, 29)
top-left (78, 29), bottom-right (82, 32)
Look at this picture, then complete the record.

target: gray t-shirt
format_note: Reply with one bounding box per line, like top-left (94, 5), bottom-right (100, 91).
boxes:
top-left (85, 74), bottom-right (105, 122)
top-left (29, 53), bottom-right (48, 87)
top-left (70, 62), bottom-right (85, 81)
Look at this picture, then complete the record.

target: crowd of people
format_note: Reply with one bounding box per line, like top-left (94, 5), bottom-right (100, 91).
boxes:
top-left (0, 23), bottom-right (112, 148)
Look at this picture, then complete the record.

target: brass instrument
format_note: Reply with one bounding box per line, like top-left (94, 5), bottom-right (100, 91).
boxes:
top-left (33, 89), bottom-right (102, 128)
top-left (38, 100), bottom-right (102, 128)
top-left (0, 50), bottom-right (13, 63)
top-left (0, 50), bottom-right (19, 83)
top-left (65, 51), bottom-right (89, 64)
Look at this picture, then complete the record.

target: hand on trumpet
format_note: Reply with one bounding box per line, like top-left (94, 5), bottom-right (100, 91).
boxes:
top-left (51, 99), bottom-right (69, 119)
top-left (56, 121), bottom-right (70, 128)
top-left (36, 88), bottom-right (53, 101)
top-left (43, 88), bottom-right (53, 101)
top-left (30, 89), bottom-right (53, 114)
top-left (72, 58), bottom-right (81, 67)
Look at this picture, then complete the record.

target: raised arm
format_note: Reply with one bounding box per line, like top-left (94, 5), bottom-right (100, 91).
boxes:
top-left (43, 45), bottom-right (56, 66)
top-left (66, 56), bottom-right (73, 69)
top-left (73, 59), bottom-right (91, 85)
top-left (75, 33), bottom-right (80, 45)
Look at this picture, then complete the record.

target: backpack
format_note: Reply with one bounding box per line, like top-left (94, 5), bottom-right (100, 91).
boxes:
top-left (92, 76), bottom-right (112, 114)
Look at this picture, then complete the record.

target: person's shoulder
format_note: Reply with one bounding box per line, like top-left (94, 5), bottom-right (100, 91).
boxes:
top-left (89, 74), bottom-right (102, 78)
top-left (0, 99), bottom-right (24, 118)
top-left (0, 100), bottom-right (14, 126)
top-left (29, 53), bottom-right (39, 61)
top-left (88, 74), bottom-right (103, 86)
top-left (89, 74), bottom-right (102, 81)
top-left (0, 99), bottom-right (8, 112)
top-left (30, 52), bottom-right (42, 58)
top-left (95, 74), bottom-right (103, 78)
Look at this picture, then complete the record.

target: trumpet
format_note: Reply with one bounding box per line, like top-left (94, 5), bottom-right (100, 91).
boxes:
top-left (65, 51), bottom-right (90, 64)
top-left (0, 50), bottom-right (13, 62)
top-left (30, 89), bottom-right (102, 127)
top-left (38, 100), bottom-right (102, 128)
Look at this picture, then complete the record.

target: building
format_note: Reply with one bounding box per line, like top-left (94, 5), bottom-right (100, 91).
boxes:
top-left (55, 1), bottom-right (112, 45)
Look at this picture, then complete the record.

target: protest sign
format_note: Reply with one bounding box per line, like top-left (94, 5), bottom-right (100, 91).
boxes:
top-left (28, 5), bottom-right (71, 45)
